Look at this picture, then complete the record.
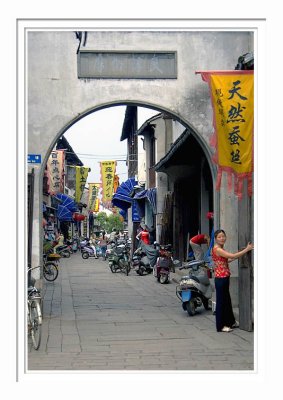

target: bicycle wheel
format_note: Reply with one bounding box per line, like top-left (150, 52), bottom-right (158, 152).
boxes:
top-left (29, 300), bottom-right (42, 350)
top-left (43, 262), bottom-right (58, 281)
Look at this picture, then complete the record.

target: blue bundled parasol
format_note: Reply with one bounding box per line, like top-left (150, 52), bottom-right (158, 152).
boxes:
top-left (112, 177), bottom-right (137, 211)
top-left (53, 193), bottom-right (79, 221)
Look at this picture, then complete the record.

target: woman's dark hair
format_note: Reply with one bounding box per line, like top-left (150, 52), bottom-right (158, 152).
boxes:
top-left (214, 229), bottom-right (226, 239)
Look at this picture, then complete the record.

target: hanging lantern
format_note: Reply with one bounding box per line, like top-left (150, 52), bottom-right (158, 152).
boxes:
top-left (73, 212), bottom-right (85, 222)
top-left (206, 212), bottom-right (214, 220)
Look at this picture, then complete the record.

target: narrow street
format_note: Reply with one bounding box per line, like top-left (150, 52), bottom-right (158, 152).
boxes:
top-left (28, 252), bottom-right (254, 371)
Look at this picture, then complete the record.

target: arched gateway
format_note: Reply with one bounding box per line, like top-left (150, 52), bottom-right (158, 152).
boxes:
top-left (25, 28), bottom-right (254, 330)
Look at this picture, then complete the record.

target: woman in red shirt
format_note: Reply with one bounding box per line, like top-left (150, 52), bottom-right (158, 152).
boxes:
top-left (189, 233), bottom-right (210, 260)
top-left (136, 226), bottom-right (150, 245)
top-left (212, 229), bottom-right (253, 333)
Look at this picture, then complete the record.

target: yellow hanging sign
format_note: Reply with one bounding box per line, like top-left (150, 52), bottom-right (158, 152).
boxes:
top-left (100, 161), bottom-right (116, 202)
top-left (75, 166), bottom-right (89, 203)
top-left (200, 70), bottom-right (254, 198)
top-left (94, 198), bottom-right (100, 212)
top-left (88, 183), bottom-right (100, 211)
top-left (210, 73), bottom-right (253, 174)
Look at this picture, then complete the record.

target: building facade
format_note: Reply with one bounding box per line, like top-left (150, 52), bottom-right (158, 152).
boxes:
top-left (26, 28), bottom-right (254, 329)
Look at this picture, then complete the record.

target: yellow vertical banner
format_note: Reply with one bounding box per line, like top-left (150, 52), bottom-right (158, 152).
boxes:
top-left (100, 161), bottom-right (116, 203)
top-left (75, 166), bottom-right (89, 203)
top-left (94, 198), bottom-right (100, 212)
top-left (200, 70), bottom-right (254, 198)
top-left (88, 183), bottom-right (100, 211)
top-left (47, 150), bottom-right (65, 195)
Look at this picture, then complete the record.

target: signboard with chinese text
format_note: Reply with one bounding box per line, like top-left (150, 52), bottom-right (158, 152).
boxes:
top-left (75, 166), bottom-right (89, 203)
top-left (88, 183), bottom-right (100, 211)
top-left (100, 161), bottom-right (116, 203)
top-left (46, 150), bottom-right (65, 195)
top-left (200, 70), bottom-right (254, 199)
top-left (78, 51), bottom-right (177, 79)
top-left (28, 154), bottom-right (41, 164)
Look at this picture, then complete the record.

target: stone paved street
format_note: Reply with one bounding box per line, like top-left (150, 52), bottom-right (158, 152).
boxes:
top-left (28, 252), bottom-right (254, 371)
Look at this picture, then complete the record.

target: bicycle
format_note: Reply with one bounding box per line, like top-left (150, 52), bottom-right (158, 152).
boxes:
top-left (43, 253), bottom-right (60, 282)
top-left (27, 266), bottom-right (42, 350)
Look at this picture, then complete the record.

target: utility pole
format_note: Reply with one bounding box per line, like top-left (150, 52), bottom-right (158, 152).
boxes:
top-left (127, 107), bottom-right (138, 179)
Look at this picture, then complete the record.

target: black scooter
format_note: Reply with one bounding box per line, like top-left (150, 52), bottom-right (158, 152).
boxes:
top-left (132, 245), bottom-right (152, 275)
top-left (108, 242), bottom-right (131, 275)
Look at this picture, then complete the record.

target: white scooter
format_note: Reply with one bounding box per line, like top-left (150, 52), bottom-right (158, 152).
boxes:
top-left (176, 260), bottom-right (213, 316)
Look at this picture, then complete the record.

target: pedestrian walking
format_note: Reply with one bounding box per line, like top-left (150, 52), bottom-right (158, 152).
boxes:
top-left (98, 233), bottom-right (107, 259)
top-left (212, 229), bottom-right (254, 333)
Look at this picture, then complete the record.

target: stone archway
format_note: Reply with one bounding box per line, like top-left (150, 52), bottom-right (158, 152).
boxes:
top-left (37, 101), bottom-right (217, 270)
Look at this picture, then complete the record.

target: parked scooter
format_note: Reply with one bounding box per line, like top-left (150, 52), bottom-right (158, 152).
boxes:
top-left (132, 245), bottom-right (152, 275)
top-left (154, 244), bottom-right (174, 284)
top-left (108, 241), bottom-right (131, 275)
top-left (176, 260), bottom-right (213, 316)
top-left (55, 244), bottom-right (71, 258)
top-left (66, 237), bottom-right (79, 253)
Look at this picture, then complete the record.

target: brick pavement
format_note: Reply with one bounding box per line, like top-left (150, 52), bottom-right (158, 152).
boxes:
top-left (28, 252), bottom-right (254, 371)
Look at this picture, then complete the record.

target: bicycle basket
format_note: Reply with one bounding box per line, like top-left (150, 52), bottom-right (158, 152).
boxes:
top-left (47, 253), bottom-right (61, 261)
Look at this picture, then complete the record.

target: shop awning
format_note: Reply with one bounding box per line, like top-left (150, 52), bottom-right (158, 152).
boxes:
top-left (133, 188), bottom-right (157, 216)
top-left (112, 177), bottom-right (138, 211)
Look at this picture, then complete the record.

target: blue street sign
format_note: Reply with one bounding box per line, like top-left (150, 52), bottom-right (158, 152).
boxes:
top-left (28, 154), bottom-right (41, 164)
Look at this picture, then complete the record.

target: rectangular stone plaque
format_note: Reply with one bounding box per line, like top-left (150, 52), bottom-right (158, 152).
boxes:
top-left (77, 51), bottom-right (177, 79)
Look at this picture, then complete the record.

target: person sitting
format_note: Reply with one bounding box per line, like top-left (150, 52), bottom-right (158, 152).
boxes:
top-left (53, 231), bottom-right (64, 254)
top-left (90, 234), bottom-right (98, 258)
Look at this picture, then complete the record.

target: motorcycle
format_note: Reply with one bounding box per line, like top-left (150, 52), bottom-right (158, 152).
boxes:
top-left (154, 244), bottom-right (174, 284)
top-left (108, 242), bottom-right (131, 275)
top-left (66, 237), bottom-right (79, 253)
top-left (55, 244), bottom-right (71, 258)
top-left (175, 260), bottom-right (213, 316)
top-left (132, 245), bottom-right (152, 275)
top-left (81, 240), bottom-right (99, 259)
top-left (79, 237), bottom-right (89, 252)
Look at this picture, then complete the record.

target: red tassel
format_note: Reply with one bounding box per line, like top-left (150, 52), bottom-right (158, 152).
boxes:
top-left (227, 172), bottom-right (232, 193)
top-left (210, 133), bottom-right (217, 147)
top-left (247, 172), bottom-right (253, 197)
top-left (216, 169), bottom-right (222, 191)
top-left (237, 176), bottom-right (243, 199)
top-left (234, 174), bottom-right (238, 195)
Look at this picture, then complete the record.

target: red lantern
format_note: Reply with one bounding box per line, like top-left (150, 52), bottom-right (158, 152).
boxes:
top-left (73, 213), bottom-right (85, 221)
top-left (206, 211), bottom-right (214, 220)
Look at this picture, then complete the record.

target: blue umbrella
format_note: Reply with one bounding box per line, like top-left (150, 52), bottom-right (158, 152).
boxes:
top-left (53, 193), bottom-right (78, 212)
top-left (112, 177), bottom-right (138, 210)
top-left (53, 193), bottom-right (79, 221)
top-left (57, 205), bottom-right (74, 221)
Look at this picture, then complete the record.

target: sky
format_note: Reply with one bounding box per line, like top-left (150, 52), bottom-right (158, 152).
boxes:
top-left (64, 105), bottom-right (157, 184)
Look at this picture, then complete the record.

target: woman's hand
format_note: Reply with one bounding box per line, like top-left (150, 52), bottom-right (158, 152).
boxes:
top-left (246, 242), bottom-right (254, 251)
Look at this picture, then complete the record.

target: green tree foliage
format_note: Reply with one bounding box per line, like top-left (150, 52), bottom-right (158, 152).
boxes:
top-left (96, 212), bottom-right (123, 233)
